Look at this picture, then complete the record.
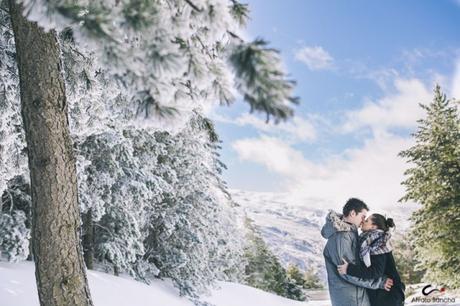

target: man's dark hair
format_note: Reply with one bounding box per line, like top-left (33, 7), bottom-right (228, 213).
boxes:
top-left (342, 198), bottom-right (369, 217)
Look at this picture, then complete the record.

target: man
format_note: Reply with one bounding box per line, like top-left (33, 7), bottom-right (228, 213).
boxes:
top-left (321, 198), bottom-right (393, 306)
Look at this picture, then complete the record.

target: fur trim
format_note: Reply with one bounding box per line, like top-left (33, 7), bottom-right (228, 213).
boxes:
top-left (326, 210), bottom-right (356, 232)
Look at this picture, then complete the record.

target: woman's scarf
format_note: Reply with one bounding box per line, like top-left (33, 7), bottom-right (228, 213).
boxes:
top-left (359, 229), bottom-right (392, 267)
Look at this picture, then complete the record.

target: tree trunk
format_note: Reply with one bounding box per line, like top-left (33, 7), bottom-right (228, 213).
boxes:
top-left (114, 265), bottom-right (120, 276)
top-left (8, 1), bottom-right (94, 305)
top-left (82, 210), bottom-right (94, 270)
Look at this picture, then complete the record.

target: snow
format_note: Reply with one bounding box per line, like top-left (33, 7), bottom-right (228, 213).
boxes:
top-left (0, 261), bottom-right (329, 306)
top-left (231, 188), bottom-right (413, 283)
top-left (2, 258), bottom-right (459, 306)
top-left (204, 282), bottom-right (328, 306)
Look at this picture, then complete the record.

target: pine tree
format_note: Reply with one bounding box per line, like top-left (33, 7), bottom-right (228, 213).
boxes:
top-left (1, 1), bottom-right (299, 304)
top-left (286, 264), bottom-right (304, 287)
top-left (74, 112), bottom-right (245, 296)
top-left (7, 1), bottom-right (94, 304)
top-left (0, 176), bottom-right (31, 261)
top-left (243, 218), bottom-right (305, 301)
top-left (0, 6), bottom-right (28, 200)
top-left (392, 233), bottom-right (425, 285)
top-left (302, 267), bottom-right (323, 289)
top-left (142, 114), bottom-right (245, 296)
top-left (399, 85), bottom-right (460, 288)
top-left (18, 0), bottom-right (299, 123)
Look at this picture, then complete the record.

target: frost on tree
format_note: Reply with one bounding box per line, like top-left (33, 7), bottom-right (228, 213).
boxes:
top-left (76, 113), bottom-right (245, 296)
top-left (0, 9), bottom-right (31, 262)
top-left (21, 0), bottom-right (298, 124)
top-left (1, 0), bottom-right (298, 300)
top-left (0, 8), bottom-right (28, 198)
top-left (0, 176), bottom-right (31, 262)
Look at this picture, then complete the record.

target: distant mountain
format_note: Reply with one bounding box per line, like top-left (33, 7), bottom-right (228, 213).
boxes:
top-left (231, 189), bottom-right (329, 281)
top-left (231, 189), bottom-right (413, 283)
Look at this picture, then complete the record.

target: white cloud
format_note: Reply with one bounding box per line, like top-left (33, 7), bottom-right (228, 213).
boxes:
top-left (212, 112), bottom-right (318, 143)
top-left (288, 132), bottom-right (415, 210)
top-left (231, 136), bottom-right (322, 181)
top-left (235, 114), bottom-right (317, 142)
top-left (231, 132), bottom-right (416, 212)
top-left (342, 78), bottom-right (432, 133)
top-left (295, 46), bottom-right (334, 71)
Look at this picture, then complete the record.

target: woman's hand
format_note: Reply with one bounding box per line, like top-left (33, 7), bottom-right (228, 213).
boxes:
top-left (337, 258), bottom-right (348, 275)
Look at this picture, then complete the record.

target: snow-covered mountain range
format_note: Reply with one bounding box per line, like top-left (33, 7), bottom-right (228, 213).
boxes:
top-left (231, 189), bottom-right (413, 283)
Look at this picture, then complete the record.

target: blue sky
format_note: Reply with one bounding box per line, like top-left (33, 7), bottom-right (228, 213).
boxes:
top-left (211, 0), bottom-right (460, 210)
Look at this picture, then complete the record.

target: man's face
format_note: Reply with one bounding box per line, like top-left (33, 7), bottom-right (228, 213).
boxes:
top-left (349, 209), bottom-right (368, 227)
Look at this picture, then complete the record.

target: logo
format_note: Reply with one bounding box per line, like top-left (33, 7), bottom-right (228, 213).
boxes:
top-left (422, 284), bottom-right (446, 296)
top-left (411, 284), bottom-right (456, 304)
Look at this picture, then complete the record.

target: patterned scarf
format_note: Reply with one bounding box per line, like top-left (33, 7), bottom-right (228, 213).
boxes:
top-left (359, 229), bottom-right (392, 267)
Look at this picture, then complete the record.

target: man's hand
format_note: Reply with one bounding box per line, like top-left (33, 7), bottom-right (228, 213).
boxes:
top-left (384, 278), bottom-right (394, 291)
top-left (337, 258), bottom-right (349, 275)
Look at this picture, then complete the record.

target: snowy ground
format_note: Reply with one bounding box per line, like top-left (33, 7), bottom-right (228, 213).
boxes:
top-left (2, 261), bottom-right (458, 306)
top-left (0, 261), bottom-right (328, 306)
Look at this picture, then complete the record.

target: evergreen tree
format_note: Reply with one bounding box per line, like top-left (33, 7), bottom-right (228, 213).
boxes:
top-left (399, 85), bottom-right (460, 288)
top-left (142, 114), bottom-right (245, 296)
top-left (392, 233), bottom-right (425, 285)
top-left (243, 218), bottom-right (305, 301)
top-left (0, 175), bottom-right (31, 261)
top-left (285, 278), bottom-right (306, 301)
top-left (74, 112), bottom-right (245, 296)
top-left (7, 1), bottom-right (94, 304)
top-left (286, 264), bottom-right (304, 287)
top-left (19, 0), bottom-right (299, 123)
top-left (0, 6), bottom-right (28, 201)
top-left (302, 267), bottom-right (323, 289)
top-left (1, 0), bottom-right (299, 304)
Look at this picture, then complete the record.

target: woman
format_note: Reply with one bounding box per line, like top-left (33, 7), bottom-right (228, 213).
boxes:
top-left (337, 214), bottom-right (405, 306)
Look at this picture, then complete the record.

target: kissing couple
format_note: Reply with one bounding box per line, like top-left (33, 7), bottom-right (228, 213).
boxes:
top-left (321, 198), bottom-right (405, 306)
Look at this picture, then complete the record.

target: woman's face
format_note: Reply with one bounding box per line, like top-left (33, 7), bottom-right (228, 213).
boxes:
top-left (361, 215), bottom-right (377, 232)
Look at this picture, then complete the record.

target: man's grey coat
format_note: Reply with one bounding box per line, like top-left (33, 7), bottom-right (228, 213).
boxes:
top-left (321, 210), bottom-right (385, 306)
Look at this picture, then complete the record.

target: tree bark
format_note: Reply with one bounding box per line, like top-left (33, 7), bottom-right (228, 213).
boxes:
top-left (82, 210), bottom-right (94, 270)
top-left (8, 1), bottom-right (94, 305)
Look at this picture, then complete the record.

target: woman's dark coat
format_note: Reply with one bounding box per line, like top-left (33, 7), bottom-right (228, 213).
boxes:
top-left (348, 247), bottom-right (405, 306)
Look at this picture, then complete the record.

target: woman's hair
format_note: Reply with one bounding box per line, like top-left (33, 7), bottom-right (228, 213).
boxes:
top-left (370, 214), bottom-right (395, 232)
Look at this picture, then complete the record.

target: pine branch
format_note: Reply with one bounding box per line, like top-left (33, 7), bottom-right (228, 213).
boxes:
top-left (183, 0), bottom-right (203, 12)
top-left (0, 20), bottom-right (10, 29)
top-left (229, 0), bottom-right (250, 26)
top-left (0, 5), bottom-right (9, 14)
top-left (227, 30), bottom-right (243, 42)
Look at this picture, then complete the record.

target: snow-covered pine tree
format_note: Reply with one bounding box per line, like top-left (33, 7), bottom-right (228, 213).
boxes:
top-left (0, 7), bottom-right (33, 263)
top-left (0, 6), bottom-right (28, 199)
top-left (391, 233), bottom-right (425, 285)
top-left (20, 0), bottom-right (299, 123)
top-left (142, 112), bottom-right (245, 296)
top-left (74, 111), bottom-right (245, 296)
top-left (2, 0), bottom-right (299, 304)
top-left (0, 176), bottom-right (31, 262)
top-left (77, 131), bottom-right (153, 278)
top-left (1, 15), bottom-right (246, 294)
top-left (243, 218), bottom-right (305, 301)
top-left (302, 267), bottom-right (323, 290)
top-left (399, 85), bottom-right (460, 288)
